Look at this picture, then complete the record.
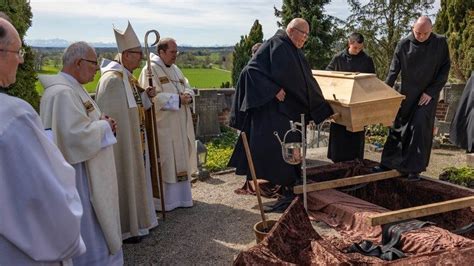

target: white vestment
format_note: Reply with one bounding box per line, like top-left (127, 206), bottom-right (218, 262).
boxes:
top-left (138, 53), bottom-right (197, 211)
top-left (96, 59), bottom-right (157, 239)
top-left (39, 73), bottom-right (123, 265)
top-left (0, 92), bottom-right (85, 265)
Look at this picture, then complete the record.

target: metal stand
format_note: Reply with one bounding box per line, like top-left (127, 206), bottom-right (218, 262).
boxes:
top-left (274, 114), bottom-right (308, 211)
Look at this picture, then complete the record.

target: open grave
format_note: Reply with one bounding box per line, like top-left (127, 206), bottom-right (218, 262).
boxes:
top-left (235, 160), bottom-right (474, 265)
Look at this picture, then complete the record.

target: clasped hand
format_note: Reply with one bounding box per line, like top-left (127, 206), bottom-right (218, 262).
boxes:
top-left (180, 93), bottom-right (192, 105)
top-left (101, 114), bottom-right (117, 133)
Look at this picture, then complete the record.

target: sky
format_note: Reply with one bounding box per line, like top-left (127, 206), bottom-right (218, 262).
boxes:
top-left (26, 0), bottom-right (440, 47)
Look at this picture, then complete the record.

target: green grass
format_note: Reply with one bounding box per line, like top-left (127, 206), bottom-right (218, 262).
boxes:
top-left (36, 66), bottom-right (101, 94)
top-left (182, 68), bottom-right (231, 88)
top-left (35, 65), bottom-right (231, 94)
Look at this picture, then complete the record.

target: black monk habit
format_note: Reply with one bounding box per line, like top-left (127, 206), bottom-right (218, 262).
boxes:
top-left (326, 49), bottom-right (375, 162)
top-left (450, 72), bottom-right (474, 152)
top-left (228, 29), bottom-right (333, 186)
top-left (381, 32), bottom-right (450, 173)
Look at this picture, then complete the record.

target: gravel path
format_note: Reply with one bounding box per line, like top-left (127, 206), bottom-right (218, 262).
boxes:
top-left (123, 146), bottom-right (469, 265)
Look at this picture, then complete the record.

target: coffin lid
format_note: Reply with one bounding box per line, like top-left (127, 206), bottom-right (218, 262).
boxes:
top-left (312, 70), bottom-right (403, 107)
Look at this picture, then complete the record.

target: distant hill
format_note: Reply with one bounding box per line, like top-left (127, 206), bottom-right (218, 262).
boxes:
top-left (27, 39), bottom-right (234, 52)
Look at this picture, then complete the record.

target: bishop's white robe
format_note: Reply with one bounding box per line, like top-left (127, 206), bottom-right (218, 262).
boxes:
top-left (0, 92), bottom-right (85, 265)
top-left (39, 73), bottom-right (123, 265)
top-left (139, 53), bottom-right (197, 211)
top-left (96, 59), bottom-right (157, 239)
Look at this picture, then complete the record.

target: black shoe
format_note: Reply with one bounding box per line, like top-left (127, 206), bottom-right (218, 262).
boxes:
top-left (123, 236), bottom-right (142, 244)
top-left (407, 173), bottom-right (421, 181)
top-left (372, 165), bottom-right (390, 173)
top-left (263, 196), bottom-right (294, 213)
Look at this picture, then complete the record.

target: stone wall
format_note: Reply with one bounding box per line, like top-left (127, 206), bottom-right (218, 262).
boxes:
top-left (436, 83), bottom-right (466, 135)
top-left (193, 88), bottom-right (235, 139)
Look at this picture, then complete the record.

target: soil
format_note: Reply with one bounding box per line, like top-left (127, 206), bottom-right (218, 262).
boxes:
top-left (123, 147), bottom-right (470, 265)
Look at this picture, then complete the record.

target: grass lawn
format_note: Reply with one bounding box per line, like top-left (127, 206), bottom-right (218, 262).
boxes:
top-left (181, 68), bottom-right (231, 88)
top-left (35, 65), bottom-right (231, 94)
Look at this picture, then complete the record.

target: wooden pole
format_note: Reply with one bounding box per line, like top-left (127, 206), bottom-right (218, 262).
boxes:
top-left (293, 169), bottom-right (401, 194)
top-left (241, 132), bottom-right (268, 230)
top-left (368, 196), bottom-right (474, 226)
top-left (144, 29), bottom-right (165, 220)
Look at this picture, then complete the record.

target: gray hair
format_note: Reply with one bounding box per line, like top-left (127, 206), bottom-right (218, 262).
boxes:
top-left (62, 41), bottom-right (94, 66)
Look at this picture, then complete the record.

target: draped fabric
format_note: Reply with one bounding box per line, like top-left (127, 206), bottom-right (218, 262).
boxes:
top-left (228, 29), bottom-right (333, 186)
top-left (450, 72), bottom-right (474, 152)
top-left (39, 73), bottom-right (122, 255)
top-left (0, 93), bottom-right (85, 265)
top-left (139, 54), bottom-right (196, 211)
top-left (96, 60), bottom-right (157, 240)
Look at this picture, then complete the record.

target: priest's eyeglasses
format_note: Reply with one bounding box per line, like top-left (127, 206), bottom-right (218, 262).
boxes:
top-left (293, 27), bottom-right (309, 37)
top-left (0, 47), bottom-right (26, 58)
top-left (80, 58), bottom-right (99, 66)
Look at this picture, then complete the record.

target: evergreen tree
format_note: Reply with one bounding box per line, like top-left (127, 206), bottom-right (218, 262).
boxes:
top-left (231, 20), bottom-right (263, 86)
top-left (345, 0), bottom-right (433, 79)
top-left (435, 0), bottom-right (473, 82)
top-left (274, 0), bottom-right (338, 69)
top-left (0, 0), bottom-right (40, 110)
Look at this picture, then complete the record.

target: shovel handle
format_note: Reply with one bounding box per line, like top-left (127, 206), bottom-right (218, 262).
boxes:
top-left (241, 132), bottom-right (268, 230)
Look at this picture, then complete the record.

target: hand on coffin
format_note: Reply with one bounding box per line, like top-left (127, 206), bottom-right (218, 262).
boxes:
top-left (329, 112), bottom-right (341, 122)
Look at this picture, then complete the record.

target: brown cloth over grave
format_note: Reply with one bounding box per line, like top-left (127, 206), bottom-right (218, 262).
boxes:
top-left (235, 198), bottom-right (474, 265)
top-left (234, 160), bottom-right (474, 265)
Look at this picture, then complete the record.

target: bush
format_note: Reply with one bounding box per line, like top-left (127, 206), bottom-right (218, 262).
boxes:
top-left (204, 127), bottom-right (238, 172)
top-left (365, 124), bottom-right (388, 145)
top-left (439, 166), bottom-right (474, 188)
top-left (1, 1), bottom-right (40, 110)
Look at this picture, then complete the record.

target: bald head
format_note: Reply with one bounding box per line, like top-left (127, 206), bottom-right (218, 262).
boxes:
top-left (0, 16), bottom-right (23, 88)
top-left (286, 18), bottom-right (309, 49)
top-left (412, 16), bottom-right (433, 43)
top-left (0, 15), bottom-right (18, 47)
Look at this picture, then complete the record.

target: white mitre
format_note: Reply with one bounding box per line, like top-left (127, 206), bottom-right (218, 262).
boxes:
top-left (113, 21), bottom-right (141, 53)
top-left (111, 21), bottom-right (141, 108)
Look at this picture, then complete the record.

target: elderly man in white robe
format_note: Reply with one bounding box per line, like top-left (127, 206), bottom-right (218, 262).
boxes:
top-left (39, 41), bottom-right (123, 265)
top-left (0, 13), bottom-right (86, 266)
top-left (96, 22), bottom-right (157, 243)
top-left (139, 37), bottom-right (197, 211)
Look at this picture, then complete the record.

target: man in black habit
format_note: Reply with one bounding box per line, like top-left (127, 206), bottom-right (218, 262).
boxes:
top-left (450, 72), bottom-right (474, 153)
top-left (377, 16), bottom-right (451, 181)
top-left (228, 18), bottom-right (333, 212)
top-left (326, 32), bottom-right (375, 163)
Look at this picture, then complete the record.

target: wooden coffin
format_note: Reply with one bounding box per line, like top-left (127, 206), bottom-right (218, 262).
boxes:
top-left (312, 70), bottom-right (405, 132)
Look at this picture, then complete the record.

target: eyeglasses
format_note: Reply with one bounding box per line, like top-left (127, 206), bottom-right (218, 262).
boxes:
top-left (80, 58), bottom-right (99, 66)
top-left (293, 27), bottom-right (309, 37)
top-left (0, 48), bottom-right (26, 58)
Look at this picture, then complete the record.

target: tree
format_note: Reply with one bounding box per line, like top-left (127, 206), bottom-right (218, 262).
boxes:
top-left (435, 0), bottom-right (473, 82)
top-left (345, 0), bottom-right (433, 79)
top-left (0, 0), bottom-right (40, 110)
top-left (231, 20), bottom-right (263, 86)
top-left (275, 0), bottom-right (339, 69)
